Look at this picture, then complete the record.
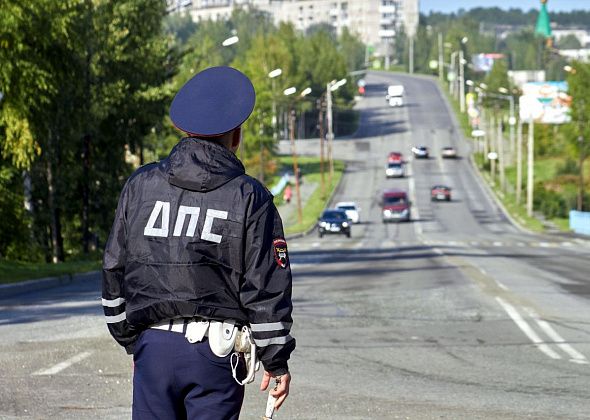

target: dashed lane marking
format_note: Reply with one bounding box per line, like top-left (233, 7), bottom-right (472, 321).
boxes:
top-left (32, 351), bottom-right (93, 376)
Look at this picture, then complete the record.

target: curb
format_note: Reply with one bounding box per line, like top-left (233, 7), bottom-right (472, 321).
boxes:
top-left (285, 163), bottom-right (347, 240)
top-left (0, 270), bottom-right (100, 299)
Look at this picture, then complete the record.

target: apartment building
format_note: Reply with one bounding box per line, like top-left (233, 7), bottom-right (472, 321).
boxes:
top-left (167, 0), bottom-right (419, 58)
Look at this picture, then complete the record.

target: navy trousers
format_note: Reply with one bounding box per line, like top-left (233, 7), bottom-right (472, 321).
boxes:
top-left (132, 329), bottom-right (245, 420)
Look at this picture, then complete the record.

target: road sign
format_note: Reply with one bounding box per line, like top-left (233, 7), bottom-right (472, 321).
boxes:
top-left (447, 71), bottom-right (456, 82)
top-left (429, 60), bottom-right (438, 70)
top-left (357, 78), bottom-right (366, 88)
top-left (487, 152), bottom-right (498, 160)
top-left (472, 129), bottom-right (485, 137)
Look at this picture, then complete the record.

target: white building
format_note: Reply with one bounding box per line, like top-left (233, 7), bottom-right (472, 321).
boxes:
top-left (167, 0), bottom-right (419, 60)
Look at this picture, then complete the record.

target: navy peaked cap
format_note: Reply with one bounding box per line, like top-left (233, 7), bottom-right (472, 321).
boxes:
top-left (170, 66), bottom-right (256, 136)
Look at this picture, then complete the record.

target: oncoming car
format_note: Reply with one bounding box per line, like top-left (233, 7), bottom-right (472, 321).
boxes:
top-left (381, 189), bottom-right (411, 223)
top-left (385, 162), bottom-right (405, 178)
top-left (411, 146), bottom-right (429, 159)
top-left (335, 201), bottom-right (361, 224)
top-left (441, 147), bottom-right (458, 159)
top-left (431, 185), bottom-right (452, 202)
top-left (318, 209), bottom-right (351, 238)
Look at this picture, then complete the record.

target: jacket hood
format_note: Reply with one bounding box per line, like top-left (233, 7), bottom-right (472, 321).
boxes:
top-left (165, 138), bottom-right (245, 192)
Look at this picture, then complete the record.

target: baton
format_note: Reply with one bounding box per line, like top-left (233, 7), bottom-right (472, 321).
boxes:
top-left (262, 393), bottom-right (277, 419)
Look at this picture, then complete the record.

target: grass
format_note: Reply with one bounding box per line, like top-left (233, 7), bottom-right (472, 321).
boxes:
top-left (0, 257), bottom-right (101, 284)
top-left (273, 156), bottom-right (344, 235)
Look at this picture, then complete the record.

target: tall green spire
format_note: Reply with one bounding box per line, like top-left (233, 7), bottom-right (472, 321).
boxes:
top-left (535, 0), bottom-right (552, 38)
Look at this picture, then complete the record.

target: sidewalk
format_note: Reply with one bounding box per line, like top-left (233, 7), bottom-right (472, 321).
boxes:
top-left (276, 181), bottom-right (318, 229)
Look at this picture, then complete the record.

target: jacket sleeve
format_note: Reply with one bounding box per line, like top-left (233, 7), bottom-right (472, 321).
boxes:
top-left (102, 181), bottom-right (139, 354)
top-left (241, 198), bottom-right (295, 376)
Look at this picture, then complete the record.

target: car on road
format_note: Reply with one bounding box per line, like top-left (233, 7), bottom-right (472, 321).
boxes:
top-left (335, 201), bottom-right (361, 224)
top-left (387, 151), bottom-right (404, 163)
top-left (441, 146), bottom-right (458, 159)
top-left (431, 185), bottom-right (452, 202)
top-left (381, 189), bottom-right (411, 223)
top-left (318, 209), bottom-right (351, 238)
top-left (385, 162), bottom-right (405, 178)
top-left (411, 146), bottom-right (429, 159)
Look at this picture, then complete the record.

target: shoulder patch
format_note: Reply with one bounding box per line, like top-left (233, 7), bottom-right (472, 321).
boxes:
top-left (273, 238), bottom-right (289, 269)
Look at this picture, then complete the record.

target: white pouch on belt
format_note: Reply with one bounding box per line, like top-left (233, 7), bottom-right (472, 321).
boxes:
top-left (208, 320), bottom-right (238, 357)
top-left (184, 320), bottom-right (209, 344)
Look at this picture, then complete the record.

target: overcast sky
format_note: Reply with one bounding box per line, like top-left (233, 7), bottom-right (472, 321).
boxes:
top-left (420, 0), bottom-right (587, 14)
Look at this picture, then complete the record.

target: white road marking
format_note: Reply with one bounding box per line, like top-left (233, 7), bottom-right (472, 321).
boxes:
top-left (495, 297), bottom-right (561, 360)
top-left (493, 241), bottom-right (503, 247)
top-left (407, 174), bottom-right (422, 236)
top-left (561, 242), bottom-right (573, 247)
top-left (524, 308), bottom-right (589, 365)
top-left (33, 351), bottom-right (93, 376)
top-left (311, 242), bottom-right (320, 248)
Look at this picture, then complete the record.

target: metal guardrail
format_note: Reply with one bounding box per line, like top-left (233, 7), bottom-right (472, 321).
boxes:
top-left (270, 173), bottom-right (291, 196)
top-left (570, 210), bottom-right (590, 235)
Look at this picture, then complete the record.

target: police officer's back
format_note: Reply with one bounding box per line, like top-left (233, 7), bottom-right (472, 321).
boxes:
top-left (102, 66), bottom-right (295, 419)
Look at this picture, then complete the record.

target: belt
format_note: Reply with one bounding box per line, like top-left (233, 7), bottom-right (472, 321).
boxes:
top-left (151, 318), bottom-right (207, 335)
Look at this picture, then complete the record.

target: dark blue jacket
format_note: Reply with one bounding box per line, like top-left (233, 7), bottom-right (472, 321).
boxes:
top-left (102, 138), bottom-right (295, 375)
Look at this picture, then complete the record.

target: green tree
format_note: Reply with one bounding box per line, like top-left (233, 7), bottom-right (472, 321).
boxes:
top-left (557, 34), bottom-right (582, 50)
top-left (566, 61), bottom-right (590, 211)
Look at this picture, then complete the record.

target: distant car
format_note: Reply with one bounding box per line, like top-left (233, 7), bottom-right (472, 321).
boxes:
top-left (381, 189), bottom-right (411, 223)
top-left (411, 146), bottom-right (429, 159)
top-left (431, 185), bottom-right (452, 202)
top-left (318, 209), bottom-right (351, 238)
top-left (335, 201), bottom-right (361, 224)
top-left (388, 152), bottom-right (404, 163)
top-left (441, 147), bottom-right (458, 159)
top-left (385, 162), bottom-right (405, 178)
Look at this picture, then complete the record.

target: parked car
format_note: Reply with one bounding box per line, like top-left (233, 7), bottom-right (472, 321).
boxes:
top-left (387, 152), bottom-right (404, 163)
top-left (318, 209), bottom-right (351, 238)
top-left (385, 162), bottom-right (405, 178)
top-left (411, 146), bottom-right (429, 159)
top-left (381, 189), bottom-right (411, 223)
top-left (431, 185), bottom-right (452, 202)
top-left (335, 201), bottom-right (361, 224)
top-left (441, 147), bottom-right (458, 159)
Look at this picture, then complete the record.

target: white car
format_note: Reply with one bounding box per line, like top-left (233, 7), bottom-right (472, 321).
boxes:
top-left (335, 201), bottom-right (361, 224)
top-left (385, 162), bottom-right (404, 178)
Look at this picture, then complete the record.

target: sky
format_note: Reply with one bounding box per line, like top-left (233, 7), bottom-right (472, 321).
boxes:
top-left (420, 0), bottom-right (588, 14)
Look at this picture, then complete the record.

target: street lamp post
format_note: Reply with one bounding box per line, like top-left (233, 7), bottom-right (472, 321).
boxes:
top-left (268, 68), bottom-right (282, 141)
top-left (527, 117), bottom-right (535, 217)
top-left (326, 78), bottom-right (346, 184)
top-left (578, 135), bottom-right (585, 211)
top-left (284, 87), bottom-right (303, 225)
top-left (459, 37), bottom-right (468, 113)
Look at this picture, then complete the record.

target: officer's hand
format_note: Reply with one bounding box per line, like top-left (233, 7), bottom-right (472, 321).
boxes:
top-left (260, 370), bottom-right (291, 410)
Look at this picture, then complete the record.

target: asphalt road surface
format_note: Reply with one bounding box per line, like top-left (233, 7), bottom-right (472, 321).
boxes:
top-left (1, 71), bottom-right (589, 419)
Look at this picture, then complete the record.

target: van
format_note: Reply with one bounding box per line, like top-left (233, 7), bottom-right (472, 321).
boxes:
top-left (381, 189), bottom-right (411, 222)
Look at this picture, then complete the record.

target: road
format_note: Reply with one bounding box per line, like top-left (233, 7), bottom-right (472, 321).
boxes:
top-left (1, 71), bottom-right (589, 419)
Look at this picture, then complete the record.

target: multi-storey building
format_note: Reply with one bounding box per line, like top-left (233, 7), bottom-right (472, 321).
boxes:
top-left (166, 0), bottom-right (419, 62)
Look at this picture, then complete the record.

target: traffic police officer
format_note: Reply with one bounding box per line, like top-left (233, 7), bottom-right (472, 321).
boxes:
top-left (102, 66), bottom-right (295, 419)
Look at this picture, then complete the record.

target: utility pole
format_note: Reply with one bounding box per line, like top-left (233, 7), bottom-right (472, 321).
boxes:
top-left (318, 98), bottom-right (326, 199)
top-left (289, 109), bottom-right (303, 225)
top-left (516, 118), bottom-right (523, 204)
top-left (498, 117), bottom-right (505, 191)
top-left (526, 118), bottom-right (535, 217)
top-left (459, 49), bottom-right (466, 113)
top-left (326, 82), bottom-right (334, 184)
top-left (409, 36), bottom-right (414, 74)
top-left (578, 135), bottom-right (585, 211)
top-left (438, 33), bottom-right (444, 82)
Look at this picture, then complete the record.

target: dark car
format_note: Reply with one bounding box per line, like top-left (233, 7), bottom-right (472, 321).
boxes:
top-left (411, 146), bottom-right (429, 159)
top-left (431, 185), bottom-right (452, 201)
top-left (381, 189), bottom-right (411, 222)
top-left (318, 209), bottom-right (351, 238)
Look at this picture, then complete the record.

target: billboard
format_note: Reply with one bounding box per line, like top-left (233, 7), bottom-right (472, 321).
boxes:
top-left (519, 81), bottom-right (571, 124)
top-left (472, 53), bottom-right (505, 73)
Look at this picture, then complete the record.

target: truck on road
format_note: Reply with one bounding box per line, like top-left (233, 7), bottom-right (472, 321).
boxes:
top-left (386, 84), bottom-right (404, 107)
